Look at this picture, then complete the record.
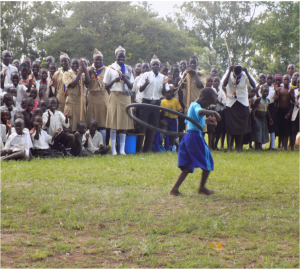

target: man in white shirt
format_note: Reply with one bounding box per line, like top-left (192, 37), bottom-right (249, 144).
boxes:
top-left (1, 50), bottom-right (18, 86)
top-left (136, 55), bottom-right (170, 152)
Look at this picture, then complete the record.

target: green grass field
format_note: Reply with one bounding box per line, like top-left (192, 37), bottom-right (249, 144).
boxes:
top-left (1, 150), bottom-right (299, 268)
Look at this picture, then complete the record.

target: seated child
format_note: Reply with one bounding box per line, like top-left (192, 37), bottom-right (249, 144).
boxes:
top-left (70, 121), bottom-right (91, 157)
top-left (251, 85), bottom-right (273, 150)
top-left (42, 97), bottom-right (74, 153)
top-left (83, 119), bottom-right (111, 155)
top-left (2, 118), bottom-right (32, 161)
top-left (1, 109), bottom-right (12, 139)
top-left (4, 71), bottom-right (29, 110)
top-left (0, 93), bottom-right (17, 126)
top-left (160, 88), bottom-right (183, 149)
top-left (151, 119), bottom-right (170, 152)
top-left (169, 88), bottom-right (221, 196)
top-left (9, 111), bottom-right (30, 135)
top-left (21, 97), bottom-right (34, 130)
top-left (28, 87), bottom-right (39, 112)
top-left (31, 115), bottom-right (64, 158)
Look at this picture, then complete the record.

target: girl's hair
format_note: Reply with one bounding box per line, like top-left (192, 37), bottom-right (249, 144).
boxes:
top-left (32, 60), bottom-right (41, 66)
top-left (189, 55), bottom-right (198, 62)
top-left (160, 63), bottom-right (168, 70)
top-left (20, 62), bottom-right (29, 70)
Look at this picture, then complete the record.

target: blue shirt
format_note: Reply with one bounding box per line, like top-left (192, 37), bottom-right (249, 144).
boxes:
top-left (185, 102), bottom-right (205, 132)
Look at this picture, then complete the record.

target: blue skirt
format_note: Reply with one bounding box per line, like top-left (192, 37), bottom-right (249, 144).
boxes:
top-left (178, 131), bottom-right (214, 173)
top-left (165, 117), bottom-right (177, 133)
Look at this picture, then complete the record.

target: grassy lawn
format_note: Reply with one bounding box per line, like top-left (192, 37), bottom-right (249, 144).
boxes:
top-left (1, 150), bottom-right (299, 268)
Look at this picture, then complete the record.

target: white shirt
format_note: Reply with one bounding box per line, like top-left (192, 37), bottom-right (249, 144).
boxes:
top-left (132, 74), bottom-right (144, 103)
top-left (10, 127), bottom-right (29, 136)
top-left (292, 89), bottom-right (300, 121)
top-left (221, 69), bottom-right (252, 107)
top-left (0, 105), bottom-right (17, 126)
top-left (137, 71), bottom-right (170, 100)
top-left (42, 110), bottom-right (69, 141)
top-left (31, 129), bottom-right (52, 149)
top-left (103, 62), bottom-right (134, 92)
top-left (83, 130), bottom-right (103, 153)
top-left (214, 88), bottom-right (226, 111)
top-left (4, 84), bottom-right (28, 110)
top-left (4, 131), bottom-right (32, 157)
top-left (0, 124), bottom-right (7, 143)
top-left (1, 63), bottom-right (18, 85)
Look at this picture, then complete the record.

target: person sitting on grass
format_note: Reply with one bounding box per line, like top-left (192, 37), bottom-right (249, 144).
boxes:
top-left (70, 121), bottom-right (91, 157)
top-left (169, 87), bottom-right (221, 196)
top-left (0, 93), bottom-right (17, 126)
top-left (1, 109), bottom-right (12, 138)
top-left (1, 118), bottom-right (32, 161)
top-left (9, 111), bottom-right (30, 135)
top-left (83, 119), bottom-right (111, 155)
top-left (31, 115), bottom-right (64, 158)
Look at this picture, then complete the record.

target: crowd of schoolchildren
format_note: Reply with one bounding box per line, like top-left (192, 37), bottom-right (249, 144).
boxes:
top-left (1, 46), bottom-right (299, 161)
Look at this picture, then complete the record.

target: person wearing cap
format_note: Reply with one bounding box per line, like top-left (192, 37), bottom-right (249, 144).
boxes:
top-left (222, 65), bottom-right (256, 152)
top-left (103, 45), bottom-right (134, 155)
top-left (87, 48), bottom-right (108, 144)
top-left (136, 54), bottom-right (170, 153)
top-left (52, 52), bottom-right (71, 113)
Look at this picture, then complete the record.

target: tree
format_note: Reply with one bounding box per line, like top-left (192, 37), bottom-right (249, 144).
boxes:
top-left (39, 1), bottom-right (200, 66)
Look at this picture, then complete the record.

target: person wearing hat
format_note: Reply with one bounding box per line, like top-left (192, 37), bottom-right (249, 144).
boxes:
top-left (103, 45), bottom-right (134, 155)
top-left (222, 64), bottom-right (256, 152)
top-left (136, 54), bottom-right (170, 153)
top-left (87, 49), bottom-right (109, 144)
top-left (52, 52), bottom-right (71, 113)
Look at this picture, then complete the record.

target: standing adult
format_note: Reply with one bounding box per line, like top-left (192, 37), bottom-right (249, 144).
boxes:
top-left (1, 50), bottom-right (18, 87)
top-left (87, 48), bottom-right (109, 144)
top-left (136, 55), bottom-right (170, 152)
top-left (103, 46), bottom-right (134, 155)
top-left (52, 52), bottom-right (70, 113)
top-left (222, 65), bottom-right (256, 152)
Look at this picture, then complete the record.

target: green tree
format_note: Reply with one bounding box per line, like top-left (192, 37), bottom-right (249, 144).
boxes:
top-left (39, 1), bottom-right (200, 66)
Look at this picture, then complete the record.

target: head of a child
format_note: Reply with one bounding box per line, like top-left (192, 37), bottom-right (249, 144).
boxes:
top-left (22, 58), bottom-right (32, 69)
top-left (165, 89), bottom-right (174, 100)
top-left (49, 63), bottom-right (57, 76)
top-left (23, 97), bottom-right (34, 113)
top-left (142, 62), bottom-right (150, 73)
top-left (77, 121), bottom-right (87, 135)
top-left (33, 114), bottom-right (43, 129)
top-left (160, 64), bottom-right (168, 76)
top-left (197, 87), bottom-right (217, 109)
top-left (210, 68), bottom-right (218, 78)
top-left (29, 87), bottom-right (37, 100)
top-left (39, 100), bottom-right (48, 113)
top-left (1, 109), bottom-right (11, 124)
top-left (11, 71), bottom-right (20, 87)
top-left (60, 57), bottom-right (70, 71)
top-left (8, 87), bottom-right (17, 98)
top-left (2, 50), bottom-right (12, 66)
top-left (63, 125), bottom-right (72, 134)
top-left (258, 73), bottom-right (266, 85)
top-left (159, 119), bottom-right (168, 130)
top-left (14, 111), bottom-right (24, 121)
top-left (93, 55), bottom-right (103, 69)
top-left (71, 58), bottom-right (79, 72)
top-left (266, 73), bottom-right (273, 86)
top-left (206, 76), bottom-right (213, 87)
top-left (287, 64), bottom-right (295, 78)
top-left (32, 61), bottom-right (40, 75)
top-left (274, 74), bottom-right (282, 86)
top-left (13, 59), bottom-right (20, 70)
top-left (48, 97), bottom-right (58, 113)
top-left (39, 68), bottom-right (48, 82)
top-left (46, 56), bottom-right (55, 68)
top-left (261, 85), bottom-right (269, 99)
top-left (89, 119), bottom-right (98, 135)
top-left (213, 77), bottom-right (220, 90)
top-left (283, 74), bottom-right (290, 87)
top-left (189, 56), bottom-right (198, 71)
top-left (14, 118), bottom-right (24, 135)
top-left (3, 93), bottom-right (13, 108)
top-left (171, 64), bottom-right (180, 79)
top-left (34, 107), bottom-right (43, 117)
top-left (20, 62), bottom-right (30, 79)
top-left (134, 63), bottom-right (142, 77)
top-left (292, 72), bottom-right (299, 85)
top-left (179, 60), bottom-right (187, 73)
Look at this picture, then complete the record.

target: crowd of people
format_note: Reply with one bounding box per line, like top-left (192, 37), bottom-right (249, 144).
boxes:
top-left (0, 46), bottom-right (299, 161)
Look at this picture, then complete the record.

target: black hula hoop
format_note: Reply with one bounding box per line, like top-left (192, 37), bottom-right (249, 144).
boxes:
top-left (126, 103), bottom-right (203, 137)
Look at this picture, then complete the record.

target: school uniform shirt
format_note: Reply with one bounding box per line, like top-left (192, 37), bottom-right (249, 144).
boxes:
top-left (132, 74), bottom-right (144, 103)
top-left (10, 127), bottom-right (29, 136)
top-left (4, 131), bottom-right (32, 157)
top-left (1, 63), bottom-right (18, 85)
top-left (185, 102), bottom-right (205, 132)
top-left (4, 83), bottom-right (28, 110)
top-left (0, 136), bottom-right (4, 150)
top-left (221, 69), bottom-right (253, 107)
top-left (0, 124), bottom-right (7, 143)
top-left (137, 71), bottom-right (170, 100)
top-left (83, 130), bottom-right (103, 153)
top-left (0, 105), bottom-right (17, 126)
top-left (31, 129), bottom-right (52, 149)
top-left (42, 110), bottom-right (69, 139)
top-left (52, 70), bottom-right (67, 112)
top-left (160, 98), bottom-right (182, 118)
top-left (258, 84), bottom-right (276, 104)
top-left (103, 62), bottom-right (134, 93)
top-left (291, 89), bottom-right (300, 121)
top-left (0, 92), bottom-right (17, 105)
top-left (214, 87), bottom-right (226, 111)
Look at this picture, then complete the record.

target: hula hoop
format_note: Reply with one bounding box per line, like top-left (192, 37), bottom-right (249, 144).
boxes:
top-left (126, 103), bottom-right (203, 137)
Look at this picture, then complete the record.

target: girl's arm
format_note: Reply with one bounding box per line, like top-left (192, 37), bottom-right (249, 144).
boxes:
top-left (198, 109), bottom-right (221, 121)
top-left (242, 67), bottom-right (256, 89)
top-left (222, 66), bottom-right (234, 87)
